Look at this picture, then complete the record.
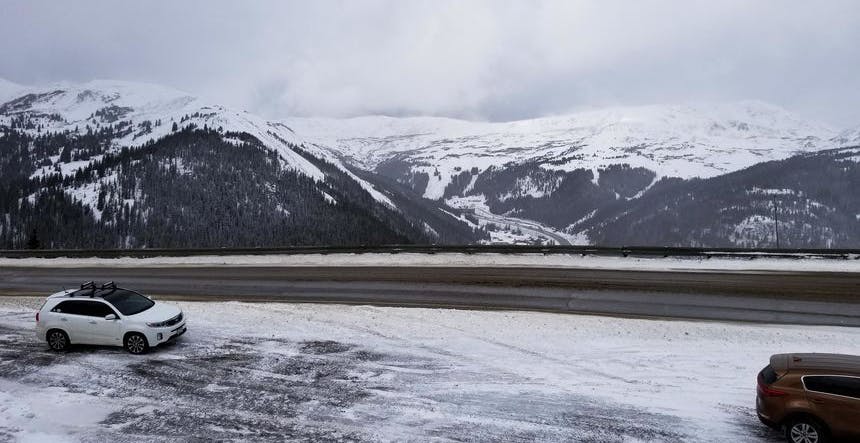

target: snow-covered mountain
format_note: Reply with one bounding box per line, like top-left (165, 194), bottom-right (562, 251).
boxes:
top-left (3, 77), bottom-right (860, 248)
top-left (0, 78), bottom-right (396, 205)
top-left (0, 79), bottom-right (483, 248)
top-left (287, 102), bottom-right (839, 200)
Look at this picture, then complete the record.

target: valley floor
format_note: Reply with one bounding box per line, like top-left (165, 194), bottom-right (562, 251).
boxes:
top-left (1, 298), bottom-right (858, 442)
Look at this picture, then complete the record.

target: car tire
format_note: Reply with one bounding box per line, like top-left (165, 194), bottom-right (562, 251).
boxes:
top-left (785, 417), bottom-right (828, 443)
top-left (46, 329), bottom-right (70, 351)
top-left (124, 332), bottom-right (149, 355)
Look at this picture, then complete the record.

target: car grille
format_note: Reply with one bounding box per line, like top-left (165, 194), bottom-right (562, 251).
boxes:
top-left (164, 312), bottom-right (183, 327)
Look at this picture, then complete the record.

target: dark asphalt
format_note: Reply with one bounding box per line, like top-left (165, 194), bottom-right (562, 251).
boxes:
top-left (1, 266), bottom-right (858, 326)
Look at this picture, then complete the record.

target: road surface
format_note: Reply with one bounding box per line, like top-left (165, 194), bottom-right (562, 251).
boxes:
top-left (1, 266), bottom-right (858, 326)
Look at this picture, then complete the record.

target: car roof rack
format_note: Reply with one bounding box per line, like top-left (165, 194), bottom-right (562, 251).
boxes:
top-left (68, 281), bottom-right (98, 298)
top-left (69, 281), bottom-right (120, 298)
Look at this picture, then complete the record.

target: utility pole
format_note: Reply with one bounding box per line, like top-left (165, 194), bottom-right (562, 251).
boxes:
top-left (772, 199), bottom-right (780, 249)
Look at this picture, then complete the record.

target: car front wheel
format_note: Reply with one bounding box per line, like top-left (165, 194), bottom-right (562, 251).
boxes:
top-left (124, 333), bottom-right (149, 355)
top-left (786, 417), bottom-right (828, 443)
top-left (47, 329), bottom-right (69, 351)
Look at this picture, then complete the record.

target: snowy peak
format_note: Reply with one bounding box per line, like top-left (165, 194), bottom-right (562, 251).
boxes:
top-left (5, 79), bottom-right (406, 209)
top-left (0, 79), bottom-right (401, 208)
top-left (286, 101), bottom-right (838, 199)
top-left (0, 79), bottom-right (325, 177)
top-left (835, 125), bottom-right (860, 147)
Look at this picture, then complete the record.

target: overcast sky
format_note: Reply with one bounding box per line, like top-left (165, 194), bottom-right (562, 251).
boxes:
top-left (1, 0), bottom-right (859, 126)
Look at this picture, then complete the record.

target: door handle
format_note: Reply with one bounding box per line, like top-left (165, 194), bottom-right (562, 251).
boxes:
top-left (810, 398), bottom-right (825, 404)
top-left (88, 321), bottom-right (97, 324)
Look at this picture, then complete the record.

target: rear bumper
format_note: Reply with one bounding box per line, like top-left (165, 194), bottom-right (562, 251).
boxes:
top-left (35, 324), bottom-right (46, 341)
top-left (756, 392), bottom-right (782, 430)
top-left (757, 412), bottom-right (779, 430)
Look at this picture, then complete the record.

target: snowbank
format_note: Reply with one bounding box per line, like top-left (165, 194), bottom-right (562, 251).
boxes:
top-left (2, 252), bottom-right (860, 273)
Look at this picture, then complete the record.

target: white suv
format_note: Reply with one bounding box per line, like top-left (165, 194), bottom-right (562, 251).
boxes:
top-left (36, 282), bottom-right (187, 354)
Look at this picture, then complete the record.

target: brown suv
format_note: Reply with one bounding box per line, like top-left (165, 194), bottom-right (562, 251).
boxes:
top-left (757, 353), bottom-right (860, 443)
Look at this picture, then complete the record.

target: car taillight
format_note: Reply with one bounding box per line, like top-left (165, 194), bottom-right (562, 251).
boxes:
top-left (758, 378), bottom-right (786, 397)
top-left (36, 312), bottom-right (40, 322)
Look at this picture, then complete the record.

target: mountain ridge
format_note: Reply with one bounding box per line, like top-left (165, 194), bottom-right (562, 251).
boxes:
top-left (286, 101), bottom-right (842, 201)
top-left (0, 78), bottom-right (484, 248)
top-left (3, 77), bottom-right (860, 247)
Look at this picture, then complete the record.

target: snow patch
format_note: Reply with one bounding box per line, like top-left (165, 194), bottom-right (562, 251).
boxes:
top-left (0, 379), bottom-right (119, 442)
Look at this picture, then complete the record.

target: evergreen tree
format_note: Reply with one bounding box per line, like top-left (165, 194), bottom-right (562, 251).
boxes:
top-left (27, 228), bottom-right (40, 249)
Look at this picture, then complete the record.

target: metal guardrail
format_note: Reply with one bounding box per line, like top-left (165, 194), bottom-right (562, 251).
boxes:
top-left (0, 245), bottom-right (859, 259)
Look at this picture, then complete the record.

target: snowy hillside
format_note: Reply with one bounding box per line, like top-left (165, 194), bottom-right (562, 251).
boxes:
top-left (0, 78), bottom-right (394, 206)
top-left (0, 79), bottom-right (487, 248)
top-left (288, 102), bottom-right (838, 200)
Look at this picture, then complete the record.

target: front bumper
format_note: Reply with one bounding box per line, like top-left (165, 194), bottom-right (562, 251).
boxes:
top-left (146, 322), bottom-right (187, 346)
top-left (167, 324), bottom-right (187, 342)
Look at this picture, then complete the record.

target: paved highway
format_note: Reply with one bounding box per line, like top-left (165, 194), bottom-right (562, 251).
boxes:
top-left (470, 206), bottom-right (575, 245)
top-left (1, 266), bottom-right (858, 326)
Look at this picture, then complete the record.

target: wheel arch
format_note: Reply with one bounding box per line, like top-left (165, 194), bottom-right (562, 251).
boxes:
top-left (45, 327), bottom-right (69, 343)
top-left (123, 330), bottom-right (150, 345)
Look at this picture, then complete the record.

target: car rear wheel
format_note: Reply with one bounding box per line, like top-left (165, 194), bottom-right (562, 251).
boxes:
top-left (786, 417), bottom-right (828, 443)
top-left (47, 329), bottom-right (69, 351)
top-left (124, 333), bottom-right (149, 355)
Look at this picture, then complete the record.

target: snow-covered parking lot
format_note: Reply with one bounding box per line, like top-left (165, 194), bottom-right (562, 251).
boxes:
top-left (1, 297), bottom-right (858, 442)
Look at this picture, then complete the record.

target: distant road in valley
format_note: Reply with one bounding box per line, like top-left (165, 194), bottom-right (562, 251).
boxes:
top-left (1, 265), bottom-right (858, 326)
top-left (470, 206), bottom-right (575, 245)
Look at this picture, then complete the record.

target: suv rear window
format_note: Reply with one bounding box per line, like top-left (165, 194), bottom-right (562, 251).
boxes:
top-left (759, 365), bottom-right (779, 384)
top-left (804, 376), bottom-right (860, 399)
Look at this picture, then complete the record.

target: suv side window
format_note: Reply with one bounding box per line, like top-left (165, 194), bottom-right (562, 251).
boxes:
top-left (87, 302), bottom-right (118, 318)
top-left (51, 300), bottom-right (117, 317)
top-left (52, 300), bottom-right (83, 315)
top-left (804, 376), bottom-right (860, 399)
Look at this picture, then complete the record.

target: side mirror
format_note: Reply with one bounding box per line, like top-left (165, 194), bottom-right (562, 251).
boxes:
top-left (105, 314), bottom-right (117, 321)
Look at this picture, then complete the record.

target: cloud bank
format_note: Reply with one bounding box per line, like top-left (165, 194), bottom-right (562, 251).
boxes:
top-left (1, 0), bottom-right (859, 126)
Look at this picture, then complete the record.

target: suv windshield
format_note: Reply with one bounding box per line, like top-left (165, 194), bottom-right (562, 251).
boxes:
top-left (102, 290), bottom-right (155, 316)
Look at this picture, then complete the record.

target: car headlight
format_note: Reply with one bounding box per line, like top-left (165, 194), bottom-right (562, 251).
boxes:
top-left (147, 320), bottom-right (170, 328)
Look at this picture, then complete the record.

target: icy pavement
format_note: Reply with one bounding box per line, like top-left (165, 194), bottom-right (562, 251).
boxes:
top-left (0, 298), bottom-right (858, 442)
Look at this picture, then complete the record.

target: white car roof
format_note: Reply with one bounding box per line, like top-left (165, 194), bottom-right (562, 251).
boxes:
top-left (47, 290), bottom-right (75, 299)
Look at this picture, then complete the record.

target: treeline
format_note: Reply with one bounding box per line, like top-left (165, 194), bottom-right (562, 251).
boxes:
top-left (583, 147), bottom-right (860, 248)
